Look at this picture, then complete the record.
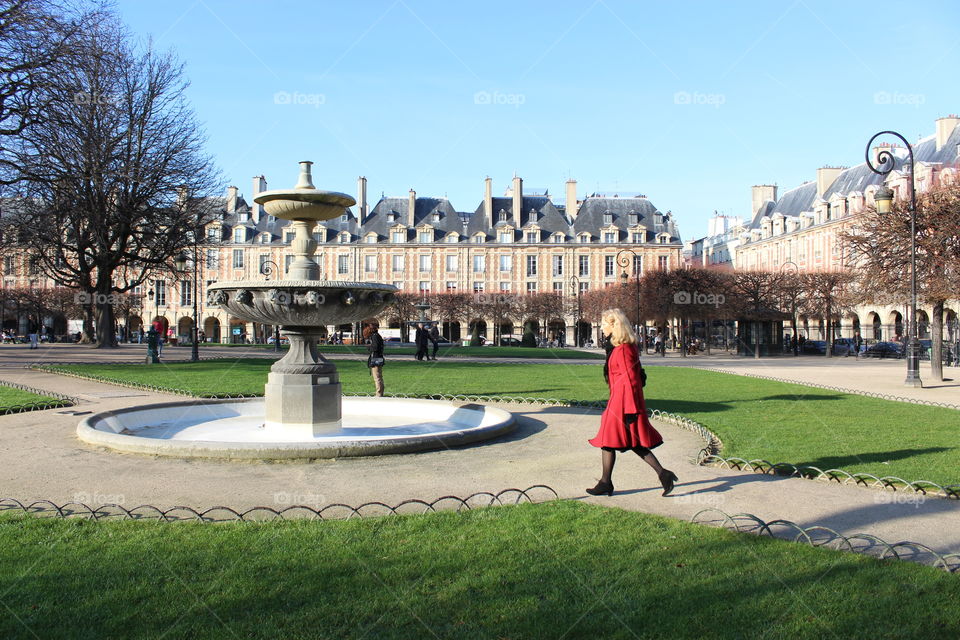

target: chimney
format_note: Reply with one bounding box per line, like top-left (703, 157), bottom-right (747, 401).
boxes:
top-left (252, 175), bottom-right (267, 222)
top-left (935, 115), bottom-right (960, 151)
top-left (750, 184), bottom-right (777, 215)
top-left (357, 176), bottom-right (368, 224)
top-left (408, 189), bottom-right (416, 227)
top-left (226, 186), bottom-right (238, 214)
top-left (177, 185), bottom-right (189, 209)
top-left (484, 176), bottom-right (493, 227)
top-left (816, 167), bottom-right (843, 198)
top-left (565, 179), bottom-right (578, 220)
top-left (511, 175), bottom-right (522, 227)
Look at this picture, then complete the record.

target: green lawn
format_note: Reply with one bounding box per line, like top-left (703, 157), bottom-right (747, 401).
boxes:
top-left (196, 342), bottom-right (604, 359)
top-left (0, 386), bottom-right (69, 413)
top-left (1, 501), bottom-right (956, 640)
top-left (43, 360), bottom-right (960, 485)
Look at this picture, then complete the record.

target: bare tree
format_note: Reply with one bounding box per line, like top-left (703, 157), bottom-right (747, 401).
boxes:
top-left (383, 292), bottom-right (419, 341)
top-left (799, 271), bottom-right (855, 357)
top-left (9, 14), bottom-right (220, 347)
top-left (843, 183), bottom-right (960, 379)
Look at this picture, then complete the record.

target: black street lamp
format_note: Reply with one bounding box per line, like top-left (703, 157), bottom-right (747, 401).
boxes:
top-left (175, 252), bottom-right (200, 362)
top-left (260, 259), bottom-right (282, 351)
top-left (866, 131), bottom-right (921, 387)
top-left (569, 275), bottom-right (581, 347)
top-left (616, 248), bottom-right (642, 347)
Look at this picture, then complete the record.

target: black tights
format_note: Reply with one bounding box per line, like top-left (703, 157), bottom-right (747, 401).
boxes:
top-left (599, 446), bottom-right (664, 484)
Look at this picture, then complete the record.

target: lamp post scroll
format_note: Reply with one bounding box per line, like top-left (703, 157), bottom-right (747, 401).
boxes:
top-left (616, 248), bottom-right (642, 346)
top-left (865, 130), bottom-right (921, 387)
top-left (260, 259), bottom-right (282, 351)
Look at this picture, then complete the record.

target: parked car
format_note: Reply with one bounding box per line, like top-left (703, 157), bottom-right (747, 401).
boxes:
top-left (863, 341), bottom-right (904, 359)
top-left (385, 337), bottom-right (402, 343)
top-left (498, 337), bottom-right (522, 347)
top-left (833, 337), bottom-right (857, 356)
top-left (800, 340), bottom-right (827, 355)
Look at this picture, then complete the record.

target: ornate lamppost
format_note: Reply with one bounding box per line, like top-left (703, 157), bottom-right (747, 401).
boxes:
top-left (174, 253), bottom-right (200, 362)
top-left (779, 260), bottom-right (800, 356)
top-left (866, 131), bottom-right (921, 387)
top-left (616, 248), bottom-right (642, 346)
top-left (569, 274), bottom-right (581, 347)
top-left (260, 259), bottom-right (282, 351)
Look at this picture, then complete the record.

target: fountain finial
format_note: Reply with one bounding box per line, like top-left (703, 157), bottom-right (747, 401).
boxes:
top-left (295, 161), bottom-right (316, 189)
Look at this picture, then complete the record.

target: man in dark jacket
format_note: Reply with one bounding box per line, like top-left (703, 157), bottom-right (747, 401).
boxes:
top-left (428, 324), bottom-right (441, 360)
top-left (415, 323), bottom-right (429, 361)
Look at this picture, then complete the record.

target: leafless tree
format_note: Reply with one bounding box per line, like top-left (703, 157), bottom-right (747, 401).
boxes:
top-left (843, 182), bottom-right (960, 379)
top-left (9, 14), bottom-right (220, 347)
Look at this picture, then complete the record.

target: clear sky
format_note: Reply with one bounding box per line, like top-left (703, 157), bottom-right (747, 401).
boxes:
top-left (116, 0), bottom-right (960, 239)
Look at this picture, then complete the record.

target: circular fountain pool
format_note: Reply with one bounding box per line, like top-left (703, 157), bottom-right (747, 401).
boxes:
top-left (77, 397), bottom-right (515, 459)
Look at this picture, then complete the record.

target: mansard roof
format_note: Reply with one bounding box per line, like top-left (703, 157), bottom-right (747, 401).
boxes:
top-left (821, 164), bottom-right (885, 200)
top-left (572, 196), bottom-right (680, 243)
top-left (465, 196), bottom-right (568, 238)
top-left (749, 182), bottom-right (817, 228)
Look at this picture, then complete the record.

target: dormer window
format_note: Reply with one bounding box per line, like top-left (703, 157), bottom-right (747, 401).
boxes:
top-left (445, 233), bottom-right (458, 243)
top-left (603, 212), bottom-right (613, 225)
top-left (391, 230), bottom-right (406, 243)
top-left (233, 228), bottom-right (244, 243)
top-left (432, 212), bottom-right (441, 222)
top-left (207, 227), bottom-right (219, 242)
top-left (418, 230), bottom-right (432, 243)
top-left (473, 233), bottom-right (485, 244)
top-left (387, 212), bottom-right (398, 223)
top-left (260, 233), bottom-right (270, 244)
top-left (498, 230), bottom-right (512, 243)
top-left (525, 231), bottom-right (538, 243)
top-left (339, 232), bottom-right (350, 243)
top-left (528, 209), bottom-right (538, 223)
top-left (551, 233), bottom-right (564, 243)
top-left (341, 213), bottom-right (349, 223)
top-left (577, 233), bottom-right (590, 243)
top-left (628, 213), bottom-right (639, 226)
top-left (631, 231), bottom-right (644, 243)
top-left (603, 231), bottom-right (617, 243)
top-left (498, 209), bottom-right (507, 223)
top-left (365, 233), bottom-right (377, 244)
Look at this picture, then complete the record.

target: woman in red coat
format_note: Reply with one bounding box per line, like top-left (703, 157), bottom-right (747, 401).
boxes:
top-left (587, 308), bottom-right (677, 497)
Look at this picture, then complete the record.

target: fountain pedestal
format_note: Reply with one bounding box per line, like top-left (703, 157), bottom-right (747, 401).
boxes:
top-left (264, 327), bottom-right (341, 435)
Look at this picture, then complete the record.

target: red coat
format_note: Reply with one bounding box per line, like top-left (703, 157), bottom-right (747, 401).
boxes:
top-left (588, 342), bottom-right (663, 450)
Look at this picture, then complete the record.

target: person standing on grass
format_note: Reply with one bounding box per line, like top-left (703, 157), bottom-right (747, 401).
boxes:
top-left (414, 323), bottom-right (429, 361)
top-left (587, 308), bottom-right (677, 498)
top-left (428, 323), bottom-right (441, 360)
top-left (364, 322), bottom-right (385, 397)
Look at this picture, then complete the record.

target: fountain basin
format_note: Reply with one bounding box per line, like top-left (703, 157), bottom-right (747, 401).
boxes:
top-left (207, 280), bottom-right (395, 327)
top-left (77, 397), bottom-right (516, 459)
top-left (255, 188), bottom-right (356, 221)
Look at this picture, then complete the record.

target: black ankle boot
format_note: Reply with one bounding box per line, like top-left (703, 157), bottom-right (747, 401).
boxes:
top-left (659, 470), bottom-right (678, 496)
top-left (586, 480), bottom-right (614, 496)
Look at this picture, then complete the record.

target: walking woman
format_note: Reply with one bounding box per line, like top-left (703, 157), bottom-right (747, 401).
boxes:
top-left (364, 322), bottom-right (385, 397)
top-left (587, 308), bottom-right (677, 497)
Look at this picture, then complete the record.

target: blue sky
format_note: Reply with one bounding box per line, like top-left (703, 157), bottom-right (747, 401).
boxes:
top-left (116, 0), bottom-right (960, 239)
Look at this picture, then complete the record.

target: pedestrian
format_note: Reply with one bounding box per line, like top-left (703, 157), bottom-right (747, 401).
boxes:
top-left (587, 308), bottom-right (677, 497)
top-left (428, 323), bottom-right (440, 360)
top-left (364, 322), bottom-right (385, 397)
top-left (414, 323), bottom-right (429, 361)
top-left (28, 329), bottom-right (38, 349)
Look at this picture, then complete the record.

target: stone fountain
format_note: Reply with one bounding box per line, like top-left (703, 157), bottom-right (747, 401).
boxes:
top-left (76, 163), bottom-right (515, 459)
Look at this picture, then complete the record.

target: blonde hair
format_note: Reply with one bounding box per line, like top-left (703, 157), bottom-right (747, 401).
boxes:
top-left (601, 308), bottom-right (638, 346)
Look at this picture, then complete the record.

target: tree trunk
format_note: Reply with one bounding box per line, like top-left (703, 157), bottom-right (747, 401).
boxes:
top-left (754, 322), bottom-right (760, 359)
top-left (931, 300), bottom-right (944, 382)
top-left (95, 298), bottom-right (117, 348)
top-left (80, 303), bottom-right (95, 343)
top-left (825, 308), bottom-right (833, 358)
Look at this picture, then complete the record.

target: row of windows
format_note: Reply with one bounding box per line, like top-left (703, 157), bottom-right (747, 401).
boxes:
top-left (219, 252), bottom-right (669, 277)
top-left (212, 227), bottom-right (660, 246)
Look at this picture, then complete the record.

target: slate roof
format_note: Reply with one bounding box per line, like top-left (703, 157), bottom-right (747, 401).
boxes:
top-left (573, 196), bottom-right (681, 243)
top-left (748, 182), bottom-right (817, 228)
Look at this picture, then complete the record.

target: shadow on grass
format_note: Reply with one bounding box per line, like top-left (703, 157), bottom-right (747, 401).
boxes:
top-left (645, 399), bottom-right (732, 414)
top-left (790, 447), bottom-right (953, 473)
top-left (753, 394), bottom-right (845, 402)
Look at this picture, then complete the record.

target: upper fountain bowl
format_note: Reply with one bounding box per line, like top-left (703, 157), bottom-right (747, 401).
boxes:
top-left (253, 160), bottom-right (356, 222)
